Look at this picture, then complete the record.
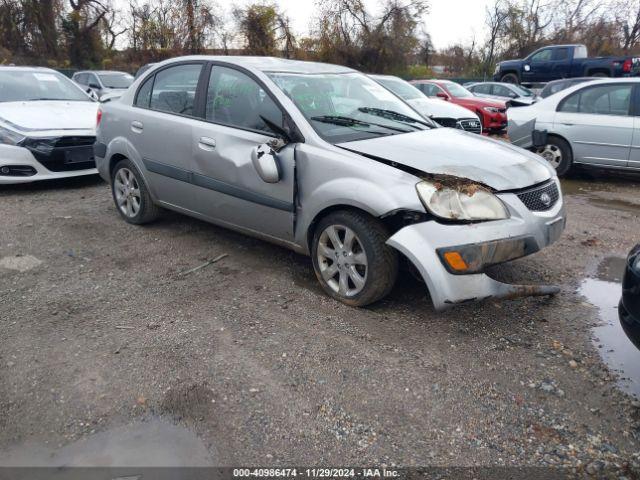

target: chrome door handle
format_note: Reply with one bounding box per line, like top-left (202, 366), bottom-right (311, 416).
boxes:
top-left (561, 123), bottom-right (574, 126)
top-left (198, 137), bottom-right (216, 150)
top-left (131, 121), bottom-right (143, 133)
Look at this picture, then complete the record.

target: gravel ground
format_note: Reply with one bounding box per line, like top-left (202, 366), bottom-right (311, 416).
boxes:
top-left (1, 170), bottom-right (640, 476)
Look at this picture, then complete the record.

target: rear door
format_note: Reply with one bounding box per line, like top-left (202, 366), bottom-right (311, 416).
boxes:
top-left (127, 61), bottom-right (206, 210)
top-left (553, 83), bottom-right (633, 167)
top-left (187, 63), bottom-right (296, 241)
top-left (550, 47), bottom-right (572, 80)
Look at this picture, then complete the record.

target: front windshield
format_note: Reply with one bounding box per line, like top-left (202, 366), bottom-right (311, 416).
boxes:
top-left (443, 82), bottom-right (474, 98)
top-left (375, 77), bottom-right (423, 101)
top-left (99, 73), bottom-right (134, 89)
top-left (512, 84), bottom-right (534, 97)
top-left (0, 70), bottom-right (91, 102)
top-left (268, 72), bottom-right (432, 143)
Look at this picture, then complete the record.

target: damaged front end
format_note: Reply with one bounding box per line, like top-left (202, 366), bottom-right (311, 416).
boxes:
top-left (386, 174), bottom-right (566, 310)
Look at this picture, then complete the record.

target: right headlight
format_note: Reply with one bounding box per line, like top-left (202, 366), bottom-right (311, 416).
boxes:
top-left (494, 63), bottom-right (500, 75)
top-left (416, 180), bottom-right (509, 221)
top-left (0, 124), bottom-right (25, 146)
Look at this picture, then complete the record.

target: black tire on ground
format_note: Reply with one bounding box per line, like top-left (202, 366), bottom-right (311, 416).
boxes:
top-left (500, 72), bottom-right (519, 84)
top-left (538, 136), bottom-right (573, 177)
top-left (111, 158), bottom-right (161, 224)
top-left (589, 71), bottom-right (609, 77)
top-left (311, 210), bottom-right (399, 307)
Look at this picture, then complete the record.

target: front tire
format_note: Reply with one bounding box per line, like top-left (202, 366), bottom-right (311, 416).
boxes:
top-left (500, 73), bottom-right (519, 84)
top-left (535, 136), bottom-right (573, 176)
top-left (311, 210), bottom-right (399, 307)
top-left (111, 159), bottom-right (160, 224)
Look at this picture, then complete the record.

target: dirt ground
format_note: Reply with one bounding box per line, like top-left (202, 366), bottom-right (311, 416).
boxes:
top-left (1, 169), bottom-right (640, 476)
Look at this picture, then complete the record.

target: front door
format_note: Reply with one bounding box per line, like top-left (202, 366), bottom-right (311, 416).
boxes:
top-left (553, 83), bottom-right (633, 167)
top-left (188, 64), bottom-right (296, 242)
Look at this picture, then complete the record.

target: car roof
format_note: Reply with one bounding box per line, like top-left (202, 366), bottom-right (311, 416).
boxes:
top-left (154, 56), bottom-right (355, 75)
top-left (74, 70), bottom-right (130, 75)
top-left (0, 66), bottom-right (58, 73)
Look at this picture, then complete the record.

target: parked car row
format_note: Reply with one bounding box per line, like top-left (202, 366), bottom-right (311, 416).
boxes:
top-left (8, 57), bottom-right (638, 312)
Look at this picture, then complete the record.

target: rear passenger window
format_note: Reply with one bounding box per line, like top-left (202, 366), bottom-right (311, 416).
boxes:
top-left (149, 64), bottom-right (202, 116)
top-left (559, 85), bottom-right (632, 116)
top-left (472, 84), bottom-right (492, 94)
top-left (205, 66), bottom-right (283, 133)
top-left (135, 76), bottom-right (153, 108)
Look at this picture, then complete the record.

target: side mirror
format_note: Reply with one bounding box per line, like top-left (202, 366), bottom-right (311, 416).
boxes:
top-left (89, 83), bottom-right (100, 89)
top-left (436, 92), bottom-right (449, 101)
top-left (252, 143), bottom-right (281, 183)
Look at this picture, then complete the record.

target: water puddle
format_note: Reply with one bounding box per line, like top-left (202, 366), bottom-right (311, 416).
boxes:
top-left (0, 418), bottom-right (214, 467)
top-left (580, 257), bottom-right (640, 397)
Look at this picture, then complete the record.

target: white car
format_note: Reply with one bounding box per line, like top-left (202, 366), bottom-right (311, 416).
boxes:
top-left (371, 75), bottom-right (483, 134)
top-left (0, 66), bottom-right (99, 184)
top-left (508, 78), bottom-right (640, 176)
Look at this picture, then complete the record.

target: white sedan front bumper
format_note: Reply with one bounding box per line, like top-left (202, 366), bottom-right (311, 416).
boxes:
top-left (0, 144), bottom-right (98, 185)
top-left (387, 179), bottom-right (566, 310)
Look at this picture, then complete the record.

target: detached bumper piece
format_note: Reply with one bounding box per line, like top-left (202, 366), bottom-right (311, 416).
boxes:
top-left (437, 236), bottom-right (539, 274)
top-left (21, 136), bottom-right (96, 172)
top-left (386, 190), bottom-right (566, 310)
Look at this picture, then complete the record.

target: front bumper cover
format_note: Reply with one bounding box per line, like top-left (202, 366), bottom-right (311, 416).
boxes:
top-left (387, 181), bottom-right (566, 310)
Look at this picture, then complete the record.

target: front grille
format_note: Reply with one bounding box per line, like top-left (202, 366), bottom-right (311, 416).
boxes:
top-left (457, 118), bottom-right (482, 134)
top-left (22, 136), bottom-right (96, 172)
top-left (516, 181), bottom-right (560, 212)
top-left (433, 117), bottom-right (458, 128)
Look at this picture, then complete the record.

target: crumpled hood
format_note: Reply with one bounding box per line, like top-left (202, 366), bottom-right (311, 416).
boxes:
top-left (0, 101), bottom-right (98, 133)
top-left (338, 128), bottom-right (554, 191)
top-left (408, 98), bottom-right (480, 121)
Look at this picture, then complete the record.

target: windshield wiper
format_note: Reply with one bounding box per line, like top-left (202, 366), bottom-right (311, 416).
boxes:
top-left (358, 107), bottom-right (433, 129)
top-left (310, 115), bottom-right (411, 133)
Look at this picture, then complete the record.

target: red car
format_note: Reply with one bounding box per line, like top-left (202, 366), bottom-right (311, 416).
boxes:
top-left (411, 80), bottom-right (508, 133)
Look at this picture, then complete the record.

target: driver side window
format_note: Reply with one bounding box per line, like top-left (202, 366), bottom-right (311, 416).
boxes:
top-left (206, 66), bottom-right (283, 134)
top-left (530, 49), bottom-right (552, 62)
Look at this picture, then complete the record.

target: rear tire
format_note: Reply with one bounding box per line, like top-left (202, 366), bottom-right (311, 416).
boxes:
top-left (311, 210), bottom-right (398, 307)
top-left (500, 73), bottom-right (519, 84)
top-left (111, 158), bottom-right (160, 224)
top-left (535, 136), bottom-right (573, 177)
top-left (589, 71), bottom-right (609, 78)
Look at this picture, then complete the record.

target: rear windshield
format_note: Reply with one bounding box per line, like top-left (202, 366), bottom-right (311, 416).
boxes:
top-left (0, 70), bottom-right (91, 102)
top-left (99, 73), bottom-right (134, 89)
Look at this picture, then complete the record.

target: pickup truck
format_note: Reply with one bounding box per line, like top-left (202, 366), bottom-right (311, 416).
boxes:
top-left (493, 44), bottom-right (639, 84)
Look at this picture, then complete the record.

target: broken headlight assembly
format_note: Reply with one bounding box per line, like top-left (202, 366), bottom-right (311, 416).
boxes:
top-left (0, 124), bottom-right (26, 146)
top-left (416, 180), bottom-right (509, 221)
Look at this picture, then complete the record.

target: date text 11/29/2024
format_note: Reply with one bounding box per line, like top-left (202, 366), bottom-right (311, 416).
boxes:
top-left (233, 468), bottom-right (400, 478)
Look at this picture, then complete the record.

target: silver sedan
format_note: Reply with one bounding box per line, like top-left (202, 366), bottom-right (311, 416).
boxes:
top-left (508, 78), bottom-right (640, 176)
top-left (95, 56), bottom-right (565, 310)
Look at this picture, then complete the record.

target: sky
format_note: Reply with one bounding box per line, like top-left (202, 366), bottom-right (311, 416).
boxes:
top-left (115, 0), bottom-right (493, 50)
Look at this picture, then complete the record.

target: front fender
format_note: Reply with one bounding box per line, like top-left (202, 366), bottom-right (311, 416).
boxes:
top-left (296, 176), bottom-right (424, 253)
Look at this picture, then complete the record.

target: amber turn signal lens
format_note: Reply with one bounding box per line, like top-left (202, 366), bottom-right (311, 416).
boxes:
top-left (443, 251), bottom-right (468, 272)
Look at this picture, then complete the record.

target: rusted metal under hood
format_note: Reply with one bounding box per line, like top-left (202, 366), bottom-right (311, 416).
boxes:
top-left (337, 128), bottom-right (554, 191)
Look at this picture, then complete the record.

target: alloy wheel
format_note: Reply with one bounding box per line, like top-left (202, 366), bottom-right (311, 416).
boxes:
top-left (536, 144), bottom-right (563, 169)
top-left (113, 168), bottom-right (141, 218)
top-left (317, 225), bottom-right (368, 297)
